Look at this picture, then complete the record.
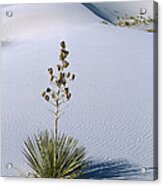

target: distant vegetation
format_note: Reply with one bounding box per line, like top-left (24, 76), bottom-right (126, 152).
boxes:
top-left (115, 15), bottom-right (157, 32)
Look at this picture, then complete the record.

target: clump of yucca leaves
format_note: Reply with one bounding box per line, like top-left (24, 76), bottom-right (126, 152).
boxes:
top-left (23, 131), bottom-right (86, 178)
top-left (23, 41), bottom-right (86, 178)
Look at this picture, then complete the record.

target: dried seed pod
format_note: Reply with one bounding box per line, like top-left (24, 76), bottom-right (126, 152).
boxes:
top-left (49, 75), bottom-right (54, 81)
top-left (59, 53), bottom-right (65, 61)
top-left (67, 72), bottom-right (71, 78)
top-left (40, 91), bottom-right (46, 97)
top-left (62, 49), bottom-right (69, 55)
top-left (64, 88), bottom-right (69, 94)
top-left (62, 78), bottom-right (67, 86)
top-left (56, 80), bottom-right (61, 88)
top-left (67, 93), bottom-right (71, 100)
top-left (45, 95), bottom-right (50, 102)
top-left (62, 61), bottom-right (69, 68)
top-left (51, 92), bottom-right (55, 99)
top-left (60, 41), bottom-right (66, 49)
top-left (61, 49), bottom-right (69, 59)
top-left (71, 74), bottom-right (75, 80)
top-left (46, 87), bottom-right (51, 93)
top-left (56, 64), bottom-right (61, 71)
top-left (58, 72), bottom-right (63, 81)
top-left (48, 67), bottom-right (53, 75)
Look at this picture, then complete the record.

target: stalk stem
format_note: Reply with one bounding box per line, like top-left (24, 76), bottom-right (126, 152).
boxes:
top-left (54, 99), bottom-right (59, 175)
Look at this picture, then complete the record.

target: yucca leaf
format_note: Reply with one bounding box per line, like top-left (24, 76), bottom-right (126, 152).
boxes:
top-left (23, 131), bottom-right (86, 178)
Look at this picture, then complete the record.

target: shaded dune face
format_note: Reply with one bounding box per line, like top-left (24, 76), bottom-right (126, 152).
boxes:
top-left (83, 1), bottom-right (156, 31)
top-left (1, 3), bottom-right (155, 180)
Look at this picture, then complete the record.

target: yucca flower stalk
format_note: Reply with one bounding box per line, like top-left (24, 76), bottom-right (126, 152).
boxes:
top-left (23, 41), bottom-right (86, 178)
top-left (40, 41), bottom-right (76, 171)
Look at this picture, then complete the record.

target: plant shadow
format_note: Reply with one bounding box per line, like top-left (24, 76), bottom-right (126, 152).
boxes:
top-left (79, 159), bottom-right (155, 180)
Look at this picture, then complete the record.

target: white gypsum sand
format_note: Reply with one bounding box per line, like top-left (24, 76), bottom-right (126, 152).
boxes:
top-left (1, 3), bottom-right (154, 179)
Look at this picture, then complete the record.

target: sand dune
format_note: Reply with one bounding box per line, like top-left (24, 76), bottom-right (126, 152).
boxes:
top-left (1, 3), bottom-right (155, 179)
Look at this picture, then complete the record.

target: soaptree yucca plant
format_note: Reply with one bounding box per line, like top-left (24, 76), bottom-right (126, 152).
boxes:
top-left (23, 41), bottom-right (87, 178)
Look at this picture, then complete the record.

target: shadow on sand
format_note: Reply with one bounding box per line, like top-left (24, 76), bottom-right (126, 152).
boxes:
top-left (79, 159), bottom-right (155, 180)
